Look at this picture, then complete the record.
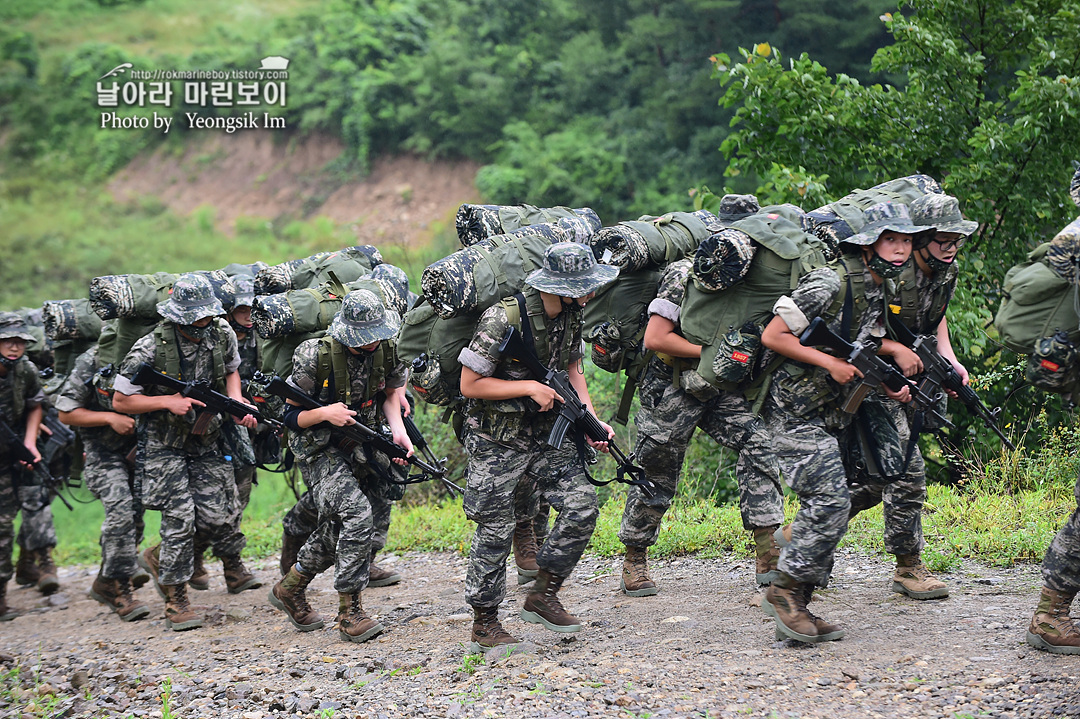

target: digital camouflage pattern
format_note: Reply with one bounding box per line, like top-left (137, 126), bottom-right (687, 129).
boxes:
top-left (462, 431), bottom-right (598, 608)
top-left (715, 194), bottom-right (760, 224)
top-left (910, 194), bottom-right (979, 238)
top-left (455, 204), bottom-right (602, 247)
top-left (842, 202), bottom-right (930, 247)
top-left (804, 174), bottom-right (944, 247)
top-left (1041, 469), bottom-right (1080, 594)
top-left (327, 290), bottom-right (400, 348)
top-left (525, 242), bottom-right (619, 298)
top-left (156, 273), bottom-right (227, 325)
top-left (282, 489), bottom-right (319, 539)
top-left (1, 356), bottom-right (45, 583)
top-left (0, 312), bottom-right (36, 343)
top-left (15, 505), bottom-right (56, 553)
top-left (76, 442), bottom-right (141, 579)
top-left (1046, 216), bottom-right (1080, 283)
top-left (588, 210), bottom-right (717, 272)
top-left (691, 228), bottom-right (758, 293)
top-left (1072, 163), bottom-right (1080, 209)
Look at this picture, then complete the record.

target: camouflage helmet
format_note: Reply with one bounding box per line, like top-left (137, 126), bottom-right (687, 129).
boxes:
top-left (328, 289), bottom-right (401, 348)
top-left (370, 264), bottom-right (410, 308)
top-left (157, 272), bottom-right (226, 324)
top-left (716, 194), bottom-right (761, 224)
top-left (910, 194), bottom-right (978, 245)
top-left (231, 274), bottom-right (256, 309)
top-left (842, 201), bottom-right (934, 247)
top-left (0, 312), bottom-right (36, 343)
top-left (525, 242), bottom-right (619, 298)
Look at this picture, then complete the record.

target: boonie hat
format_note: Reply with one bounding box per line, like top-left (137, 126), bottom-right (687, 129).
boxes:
top-left (157, 273), bottom-right (227, 324)
top-left (231, 274), bottom-right (256, 309)
top-left (525, 242), bottom-right (619, 298)
top-left (716, 194), bottom-right (761, 224)
top-left (911, 194), bottom-right (978, 243)
top-left (842, 201), bottom-right (934, 247)
top-left (328, 289), bottom-right (400, 348)
top-left (0, 312), bottom-right (37, 343)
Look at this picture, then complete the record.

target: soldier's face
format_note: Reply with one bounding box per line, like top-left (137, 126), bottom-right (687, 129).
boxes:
top-left (0, 338), bottom-right (27, 361)
top-left (562, 292), bottom-right (595, 308)
top-left (873, 231), bottom-right (913, 265)
top-left (348, 341), bottom-right (380, 355)
top-left (231, 306), bottom-right (253, 328)
top-left (926, 232), bottom-right (963, 262)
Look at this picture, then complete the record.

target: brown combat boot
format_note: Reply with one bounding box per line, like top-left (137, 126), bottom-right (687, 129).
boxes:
top-left (893, 554), bottom-right (949, 599)
top-left (137, 544), bottom-right (165, 599)
top-left (131, 566), bottom-right (151, 590)
top-left (0, 582), bottom-right (18, 622)
top-left (521, 569), bottom-right (582, 632)
top-left (89, 575), bottom-right (150, 622)
top-left (269, 567), bottom-right (325, 631)
top-left (1026, 587), bottom-right (1080, 654)
top-left (161, 582), bottom-right (203, 631)
top-left (469, 605), bottom-right (520, 654)
top-left (513, 518), bottom-right (540, 584)
top-left (763, 573), bottom-right (823, 643)
top-left (35, 547), bottom-right (60, 596)
top-left (188, 551), bottom-right (210, 591)
top-left (222, 555), bottom-right (261, 594)
top-left (279, 531), bottom-right (307, 576)
top-left (753, 527), bottom-right (781, 586)
top-left (368, 552), bottom-right (403, 588)
top-left (337, 591), bottom-right (384, 643)
top-left (783, 584), bottom-right (844, 642)
top-left (620, 546), bottom-right (658, 597)
top-left (14, 547), bottom-right (40, 586)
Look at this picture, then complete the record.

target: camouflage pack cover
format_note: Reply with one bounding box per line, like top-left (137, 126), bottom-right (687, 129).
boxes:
top-left (692, 227), bottom-right (758, 293)
top-left (995, 242), bottom-right (1080, 354)
top-left (455, 203), bottom-right (602, 247)
top-left (421, 222), bottom-right (580, 319)
top-left (89, 270), bottom-right (233, 320)
top-left (1046, 216), bottom-right (1080, 282)
top-left (253, 246), bottom-right (383, 294)
top-left (43, 298), bottom-right (104, 342)
top-left (804, 174), bottom-right (943, 248)
top-left (222, 261), bottom-right (269, 278)
top-left (252, 275), bottom-right (405, 341)
top-left (587, 210), bottom-right (717, 272)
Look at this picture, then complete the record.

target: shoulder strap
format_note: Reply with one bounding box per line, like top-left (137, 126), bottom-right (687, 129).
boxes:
top-left (153, 323), bottom-right (183, 379)
top-left (315, 335), bottom-right (350, 405)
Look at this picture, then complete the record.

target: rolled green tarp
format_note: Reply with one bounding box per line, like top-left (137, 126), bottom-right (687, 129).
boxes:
top-left (43, 299), bottom-right (104, 343)
top-left (253, 246), bottom-right (383, 295)
top-left (588, 210), bottom-right (717, 272)
top-left (421, 222), bottom-right (579, 319)
top-left (456, 203), bottom-right (602, 247)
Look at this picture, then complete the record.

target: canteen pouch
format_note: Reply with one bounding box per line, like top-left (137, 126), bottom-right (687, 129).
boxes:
top-left (711, 322), bottom-right (762, 385)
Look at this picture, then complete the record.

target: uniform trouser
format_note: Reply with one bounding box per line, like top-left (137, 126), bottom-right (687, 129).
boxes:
top-left (463, 431), bottom-right (599, 609)
top-left (0, 472), bottom-right (17, 583)
top-left (84, 443), bottom-right (141, 579)
top-left (284, 488), bottom-right (392, 556)
top-left (194, 464), bottom-right (255, 559)
top-left (618, 364), bottom-right (785, 548)
top-left (844, 397), bottom-right (927, 556)
top-left (1042, 469), bottom-right (1080, 594)
top-left (765, 398), bottom-right (850, 586)
top-left (144, 441), bottom-right (238, 586)
top-left (16, 502), bottom-right (56, 552)
top-left (294, 446), bottom-right (377, 594)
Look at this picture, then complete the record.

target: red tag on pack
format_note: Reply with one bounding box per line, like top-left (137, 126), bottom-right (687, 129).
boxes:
top-left (732, 351), bottom-right (750, 364)
top-left (595, 345), bottom-right (608, 356)
top-left (1041, 359), bottom-right (1062, 372)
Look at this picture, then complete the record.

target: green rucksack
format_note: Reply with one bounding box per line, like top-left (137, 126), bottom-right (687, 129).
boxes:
top-left (42, 299), bottom-right (104, 384)
top-left (681, 205), bottom-right (832, 392)
top-left (254, 246), bottom-right (383, 295)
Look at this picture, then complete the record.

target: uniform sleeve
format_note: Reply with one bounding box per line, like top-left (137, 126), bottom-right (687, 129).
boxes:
top-left (220, 320), bottom-right (242, 374)
top-left (459, 304), bottom-right (511, 377)
top-left (113, 333), bottom-right (159, 395)
top-left (285, 339), bottom-right (321, 396)
top-left (647, 258), bottom-right (691, 324)
top-left (53, 347), bottom-right (96, 412)
top-left (385, 361), bottom-right (408, 390)
top-left (772, 268), bottom-right (842, 335)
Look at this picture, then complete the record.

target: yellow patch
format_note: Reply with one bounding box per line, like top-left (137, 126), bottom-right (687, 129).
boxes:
top-left (889, 304), bottom-right (902, 314)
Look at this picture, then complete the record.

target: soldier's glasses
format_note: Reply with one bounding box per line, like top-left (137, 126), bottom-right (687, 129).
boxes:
top-left (932, 236), bottom-right (967, 252)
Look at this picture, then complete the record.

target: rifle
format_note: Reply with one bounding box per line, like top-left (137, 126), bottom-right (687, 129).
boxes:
top-left (0, 413), bottom-right (73, 512)
top-left (131, 363), bottom-right (283, 433)
top-left (798, 317), bottom-right (953, 428)
top-left (887, 319), bottom-right (1016, 451)
top-left (256, 374), bottom-right (457, 494)
top-left (497, 325), bottom-right (656, 498)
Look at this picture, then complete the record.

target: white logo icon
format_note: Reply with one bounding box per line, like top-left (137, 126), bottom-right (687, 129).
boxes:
top-left (259, 56), bottom-right (290, 71)
top-left (98, 63), bottom-right (133, 80)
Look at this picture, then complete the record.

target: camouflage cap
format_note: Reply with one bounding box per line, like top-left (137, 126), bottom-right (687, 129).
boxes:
top-left (0, 312), bottom-right (36, 343)
top-left (716, 194), bottom-right (761, 224)
top-left (910, 194), bottom-right (978, 240)
top-left (525, 242), bottom-right (619, 298)
top-left (370, 264), bottom-right (410, 306)
top-left (231, 274), bottom-right (256, 309)
top-left (328, 289), bottom-right (401, 348)
top-left (842, 201), bottom-right (933, 247)
top-left (157, 272), bottom-right (227, 324)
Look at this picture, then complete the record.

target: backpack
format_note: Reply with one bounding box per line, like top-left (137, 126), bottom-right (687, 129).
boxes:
top-left (806, 174), bottom-right (942, 244)
top-left (42, 299), bottom-right (104, 385)
top-left (995, 242), bottom-right (1080, 395)
top-left (681, 205), bottom-right (832, 392)
top-left (254, 246), bottom-right (383, 295)
top-left (89, 270), bottom-right (234, 320)
top-left (455, 203), bottom-right (602, 247)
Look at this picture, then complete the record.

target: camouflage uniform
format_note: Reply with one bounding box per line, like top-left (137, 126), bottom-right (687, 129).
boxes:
top-left (1041, 474), bottom-right (1080, 593)
top-left (54, 346), bottom-right (142, 579)
top-left (14, 503), bottom-right (56, 553)
top-left (287, 337), bottom-right (407, 594)
top-left (113, 319), bottom-right (243, 586)
top-left (0, 355), bottom-right (45, 585)
top-left (458, 287), bottom-right (600, 608)
top-left (618, 259), bottom-right (783, 549)
top-left (765, 260), bottom-right (889, 585)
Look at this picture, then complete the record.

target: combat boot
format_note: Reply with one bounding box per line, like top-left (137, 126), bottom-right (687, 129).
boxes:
top-left (89, 575), bottom-right (150, 622)
top-left (368, 552), bottom-right (403, 588)
top-left (753, 527), bottom-right (781, 586)
top-left (161, 582), bottom-right (203, 631)
top-left (1026, 587), bottom-right (1080, 654)
top-left (14, 547), bottom-right (40, 586)
top-left (188, 551), bottom-right (210, 591)
top-left (222, 554), bottom-right (261, 594)
top-left (620, 546), bottom-right (658, 597)
top-left (762, 573), bottom-right (822, 643)
top-left (279, 531), bottom-right (307, 576)
top-left (337, 591), bottom-right (384, 643)
top-left (0, 582), bottom-right (18, 622)
top-left (513, 518), bottom-right (540, 584)
top-left (781, 584), bottom-right (844, 642)
top-left (469, 605), bottom-right (520, 654)
top-left (521, 569), bottom-right (582, 632)
top-left (892, 554), bottom-right (949, 599)
top-left (35, 547), bottom-right (60, 596)
top-left (137, 544), bottom-right (165, 599)
top-left (131, 566), bottom-right (151, 590)
top-left (269, 567), bottom-right (325, 631)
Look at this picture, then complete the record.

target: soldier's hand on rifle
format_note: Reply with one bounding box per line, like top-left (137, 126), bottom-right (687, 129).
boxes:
top-left (231, 399), bottom-right (258, 429)
top-left (19, 438), bottom-right (41, 470)
top-left (884, 342), bottom-right (923, 377)
top-left (527, 382), bottom-right (563, 412)
top-left (390, 427), bottom-right (414, 466)
top-left (163, 394), bottom-right (206, 416)
top-left (945, 359), bottom-right (970, 399)
top-left (38, 423), bottom-right (53, 439)
top-left (826, 357), bottom-right (863, 385)
top-left (107, 413), bottom-right (136, 435)
top-left (883, 383), bottom-right (912, 403)
top-left (320, 402), bottom-right (358, 427)
top-left (587, 419), bottom-right (615, 454)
